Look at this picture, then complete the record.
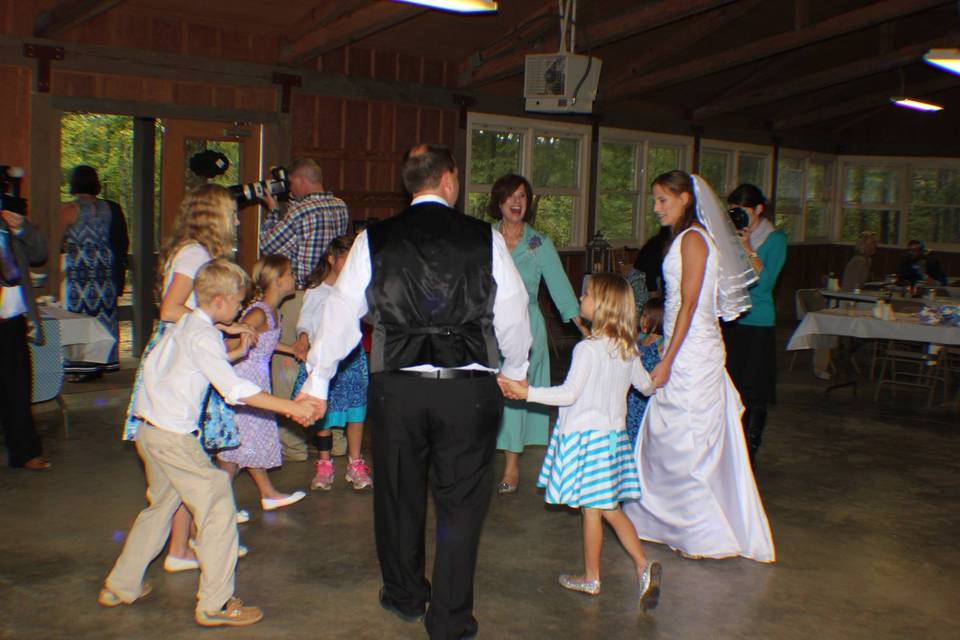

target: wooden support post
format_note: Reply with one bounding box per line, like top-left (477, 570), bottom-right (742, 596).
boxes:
top-left (586, 119), bottom-right (600, 242)
top-left (131, 117), bottom-right (156, 355)
top-left (272, 73), bottom-right (302, 114)
top-left (23, 43), bottom-right (64, 93)
top-left (28, 91), bottom-right (60, 296)
top-left (770, 137), bottom-right (781, 221)
top-left (692, 126), bottom-right (703, 174)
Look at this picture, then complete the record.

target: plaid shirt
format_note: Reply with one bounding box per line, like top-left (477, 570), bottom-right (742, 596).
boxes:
top-left (259, 192), bottom-right (349, 287)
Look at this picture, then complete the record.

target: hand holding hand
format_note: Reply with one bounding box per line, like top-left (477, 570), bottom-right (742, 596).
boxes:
top-left (294, 393), bottom-right (326, 425)
top-left (650, 361), bottom-right (671, 389)
top-left (292, 334), bottom-right (310, 361)
top-left (1, 210), bottom-right (24, 231)
top-left (218, 322), bottom-right (258, 344)
top-left (497, 375), bottom-right (528, 400)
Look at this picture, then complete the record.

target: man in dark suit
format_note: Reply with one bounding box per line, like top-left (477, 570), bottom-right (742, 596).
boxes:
top-left (1, 206), bottom-right (50, 470)
top-left (298, 144), bottom-right (532, 639)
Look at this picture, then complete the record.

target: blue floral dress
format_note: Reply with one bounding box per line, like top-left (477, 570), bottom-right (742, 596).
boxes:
top-left (291, 346), bottom-right (368, 429)
top-left (625, 334), bottom-right (663, 447)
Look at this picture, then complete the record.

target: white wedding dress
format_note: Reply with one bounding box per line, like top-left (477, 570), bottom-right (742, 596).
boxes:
top-left (624, 226), bottom-right (775, 562)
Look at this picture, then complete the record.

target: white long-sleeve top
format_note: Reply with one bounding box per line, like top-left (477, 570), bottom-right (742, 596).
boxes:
top-left (299, 194), bottom-right (532, 400)
top-left (134, 308), bottom-right (261, 434)
top-left (527, 337), bottom-right (655, 435)
top-left (296, 282), bottom-right (333, 340)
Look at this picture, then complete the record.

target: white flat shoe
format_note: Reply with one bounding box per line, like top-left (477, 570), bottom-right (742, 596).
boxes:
top-left (168, 544), bottom-right (248, 572)
top-left (261, 491), bottom-right (306, 511)
top-left (236, 509), bottom-right (250, 524)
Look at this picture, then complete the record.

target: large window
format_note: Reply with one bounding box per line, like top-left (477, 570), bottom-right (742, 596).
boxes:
top-left (466, 114), bottom-right (590, 248)
top-left (840, 164), bottom-right (903, 244)
top-left (699, 141), bottom-right (772, 199)
top-left (776, 153), bottom-right (835, 242)
top-left (909, 167), bottom-right (960, 244)
top-left (596, 129), bottom-right (690, 244)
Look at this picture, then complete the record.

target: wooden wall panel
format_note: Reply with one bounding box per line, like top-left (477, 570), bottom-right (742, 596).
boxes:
top-left (0, 65), bottom-right (31, 191)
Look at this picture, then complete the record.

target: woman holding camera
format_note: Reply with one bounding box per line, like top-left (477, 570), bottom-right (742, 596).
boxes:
top-left (721, 184), bottom-right (787, 471)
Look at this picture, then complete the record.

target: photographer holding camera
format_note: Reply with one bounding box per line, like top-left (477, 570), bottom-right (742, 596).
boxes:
top-left (258, 158), bottom-right (349, 288)
top-left (720, 184), bottom-right (787, 472)
top-left (1, 188), bottom-right (51, 471)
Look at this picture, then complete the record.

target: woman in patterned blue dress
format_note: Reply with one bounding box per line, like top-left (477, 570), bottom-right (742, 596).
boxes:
top-left (626, 297), bottom-right (664, 446)
top-left (59, 166), bottom-right (126, 376)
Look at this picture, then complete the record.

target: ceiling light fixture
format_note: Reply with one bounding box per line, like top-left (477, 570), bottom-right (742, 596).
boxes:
top-left (391, 0), bottom-right (498, 13)
top-left (890, 97), bottom-right (944, 112)
top-left (924, 48), bottom-right (960, 75)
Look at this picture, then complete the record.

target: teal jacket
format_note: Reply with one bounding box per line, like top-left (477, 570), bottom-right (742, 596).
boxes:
top-left (737, 229), bottom-right (787, 327)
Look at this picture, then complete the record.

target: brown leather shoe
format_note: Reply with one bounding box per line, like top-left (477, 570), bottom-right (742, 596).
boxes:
top-left (23, 457), bottom-right (51, 471)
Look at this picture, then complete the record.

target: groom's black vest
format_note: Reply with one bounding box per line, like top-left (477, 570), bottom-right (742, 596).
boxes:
top-left (365, 202), bottom-right (500, 373)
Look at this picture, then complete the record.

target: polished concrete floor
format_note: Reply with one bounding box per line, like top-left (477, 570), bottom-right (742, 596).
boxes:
top-left (1, 345), bottom-right (958, 639)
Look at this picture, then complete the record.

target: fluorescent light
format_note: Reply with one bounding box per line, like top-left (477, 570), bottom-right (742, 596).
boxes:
top-left (391, 0), bottom-right (498, 13)
top-left (924, 48), bottom-right (960, 75)
top-left (890, 97), bottom-right (944, 112)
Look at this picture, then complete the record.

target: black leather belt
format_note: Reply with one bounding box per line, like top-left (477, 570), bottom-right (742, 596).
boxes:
top-left (396, 368), bottom-right (494, 380)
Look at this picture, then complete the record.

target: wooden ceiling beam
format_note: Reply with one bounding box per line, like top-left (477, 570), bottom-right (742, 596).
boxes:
top-left (693, 32), bottom-right (960, 120)
top-left (602, 0), bottom-right (763, 93)
top-left (458, 0), bottom-right (736, 89)
top-left (34, 0), bottom-right (125, 38)
top-left (772, 76), bottom-right (958, 130)
top-left (284, 0), bottom-right (369, 45)
top-left (605, 0), bottom-right (952, 102)
top-left (458, 2), bottom-right (558, 84)
top-left (279, 2), bottom-right (427, 65)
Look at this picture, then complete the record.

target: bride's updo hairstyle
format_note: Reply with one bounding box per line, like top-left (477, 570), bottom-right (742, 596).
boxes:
top-left (651, 170), bottom-right (697, 238)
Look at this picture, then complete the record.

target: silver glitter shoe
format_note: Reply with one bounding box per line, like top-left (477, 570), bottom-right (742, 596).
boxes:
top-left (558, 574), bottom-right (601, 595)
top-left (639, 562), bottom-right (662, 611)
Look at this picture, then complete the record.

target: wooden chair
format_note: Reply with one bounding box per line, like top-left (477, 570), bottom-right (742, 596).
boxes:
top-left (872, 340), bottom-right (947, 408)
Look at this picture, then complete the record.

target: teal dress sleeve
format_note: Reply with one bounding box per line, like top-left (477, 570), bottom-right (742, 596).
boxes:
top-left (536, 233), bottom-right (580, 322)
top-left (755, 230), bottom-right (787, 295)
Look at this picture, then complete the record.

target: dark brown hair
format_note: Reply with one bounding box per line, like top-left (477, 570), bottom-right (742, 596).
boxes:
top-left (305, 234), bottom-right (356, 289)
top-left (651, 170), bottom-right (697, 238)
top-left (401, 144), bottom-right (456, 195)
top-left (640, 296), bottom-right (664, 336)
top-left (727, 183), bottom-right (769, 220)
top-left (487, 174), bottom-right (534, 221)
top-left (69, 165), bottom-right (101, 196)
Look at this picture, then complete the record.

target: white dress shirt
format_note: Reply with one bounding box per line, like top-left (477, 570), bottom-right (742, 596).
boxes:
top-left (527, 337), bottom-right (655, 435)
top-left (0, 285), bottom-right (27, 319)
top-left (134, 308), bottom-right (261, 434)
top-left (300, 194), bottom-right (532, 399)
top-left (296, 282), bottom-right (333, 340)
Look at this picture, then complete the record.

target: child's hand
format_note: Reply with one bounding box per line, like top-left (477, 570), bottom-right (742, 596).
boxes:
top-left (237, 331), bottom-right (255, 356)
top-left (497, 375), bottom-right (528, 400)
top-left (292, 334), bottom-right (310, 361)
top-left (292, 393), bottom-right (326, 426)
top-left (218, 322), bottom-right (259, 345)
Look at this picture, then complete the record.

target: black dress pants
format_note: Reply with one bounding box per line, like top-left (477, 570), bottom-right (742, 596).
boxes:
top-left (369, 372), bottom-right (503, 640)
top-left (0, 315), bottom-right (43, 467)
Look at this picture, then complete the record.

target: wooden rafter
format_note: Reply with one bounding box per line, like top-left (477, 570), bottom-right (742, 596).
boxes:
top-left (279, 2), bottom-right (426, 65)
top-left (772, 76), bottom-right (958, 130)
top-left (458, 2), bottom-right (558, 85)
top-left (458, 0), bottom-right (736, 89)
top-left (693, 32), bottom-right (960, 120)
top-left (601, 0), bottom-right (764, 94)
top-left (34, 0), bottom-right (125, 38)
top-left (284, 0), bottom-right (369, 45)
top-left (604, 0), bottom-right (953, 102)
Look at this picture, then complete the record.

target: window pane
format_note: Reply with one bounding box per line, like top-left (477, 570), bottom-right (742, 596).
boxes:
top-left (700, 150), bottom-right (729, 196)
top-left (911, 167), bottom-right (960, 204)
top-left (777, 162), bottom-right (802, 200)
top-left (646, 146), bottom-right (682, 184)
top-left (844, 166), bottom-right (899, 205)
top-left (470, 129), bottom-right (522, 185)
top-left (908, 205), bottom-right (960, 244)
top-left (841, 208), bottom-right (900, 244)
top-left (777, 214), bottom-right (801, 242)
top-left (467, 192), bottom-right (489, 220)
top-left (533, 135), bottom-right (578, 188)
top-left (597, 192), bottom-right (635, 240)
top-left (599, 142), bottom-right (635, 191)
top-left (805, 202), bottom-right (829, 239)
top-left (807, 160), bottom-right (830, 200)
top-left (737, 153), bottom-right (767, 189)
top-left (534, 195), bottom-right (574, 247)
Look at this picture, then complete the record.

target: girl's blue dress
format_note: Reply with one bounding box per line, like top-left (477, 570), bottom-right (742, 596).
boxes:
top-left (625, 334), bottom-right (663, 447)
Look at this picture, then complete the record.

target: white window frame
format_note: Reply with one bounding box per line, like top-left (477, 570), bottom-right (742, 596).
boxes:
top-left (777, 149), bottom-right (838, 244)
top-left (597, 127), bottom-right (693, 245)
top-left (699, 139), bottom-right (774, 198)
top-left (466, 112), bottom-right (591, 249)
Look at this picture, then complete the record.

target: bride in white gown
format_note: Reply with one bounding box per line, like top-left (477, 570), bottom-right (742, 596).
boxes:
top-left (624, 171), bottom-right (775, 563)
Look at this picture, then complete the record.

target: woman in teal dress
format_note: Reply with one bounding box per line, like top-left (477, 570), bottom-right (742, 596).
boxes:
top-left (488, 174), bottom-right (586, 494)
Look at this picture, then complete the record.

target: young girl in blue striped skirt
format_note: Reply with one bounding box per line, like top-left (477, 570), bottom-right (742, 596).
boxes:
top-left (499, 273), bottom-right (663, 611)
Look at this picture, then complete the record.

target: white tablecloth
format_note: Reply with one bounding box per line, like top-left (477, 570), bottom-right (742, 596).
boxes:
top-left (39, 305), bottom-right (116, 364)
top-left (787, 309), bottom-right (960, 350)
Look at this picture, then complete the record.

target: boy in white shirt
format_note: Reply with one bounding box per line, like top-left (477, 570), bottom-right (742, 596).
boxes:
top-left (98, 259), bottom-right (320, 627)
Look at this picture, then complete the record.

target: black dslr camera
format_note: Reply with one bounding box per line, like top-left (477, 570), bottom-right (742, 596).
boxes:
top-left (727, 206), bottom-right (749, 231)
top-left (229, 167), bottom-right (290, 203)
top-left (0, 165), bottom-right (27, 215)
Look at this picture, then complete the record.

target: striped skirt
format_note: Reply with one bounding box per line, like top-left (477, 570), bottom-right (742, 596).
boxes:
top-left (537, 428), bottom-right (642, 510)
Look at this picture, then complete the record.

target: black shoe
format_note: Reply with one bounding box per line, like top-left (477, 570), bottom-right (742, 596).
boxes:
top-left (379, 587), bottom-right (425, 623)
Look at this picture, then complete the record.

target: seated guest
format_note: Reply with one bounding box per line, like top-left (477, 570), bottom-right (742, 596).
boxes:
top-left (898, 239), bottom-right (947, 286)
top-left (841, 231), bottom-right (876, 291)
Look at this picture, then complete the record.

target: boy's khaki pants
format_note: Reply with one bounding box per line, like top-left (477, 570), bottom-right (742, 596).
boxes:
top-left (105, 423), bottom-right (238, 615)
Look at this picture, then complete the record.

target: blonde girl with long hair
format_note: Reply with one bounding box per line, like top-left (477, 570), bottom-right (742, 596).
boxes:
top-left (122, 183), bottom-right (251, 572)
top-left (218, 255), bottom-right (307, 511)
top-left (499, 273), bottom-right (663, 611)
